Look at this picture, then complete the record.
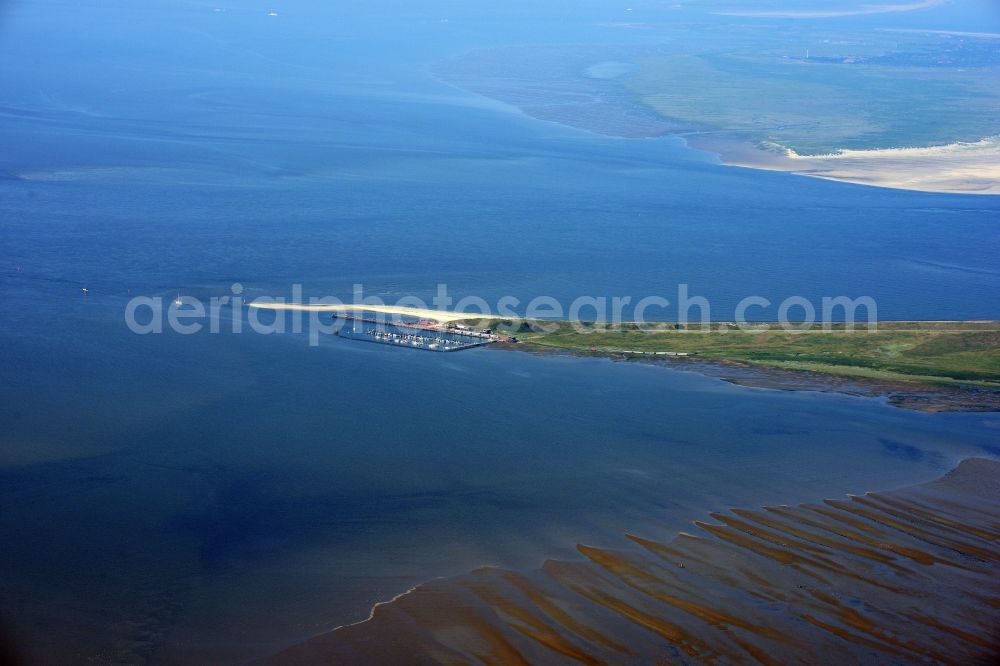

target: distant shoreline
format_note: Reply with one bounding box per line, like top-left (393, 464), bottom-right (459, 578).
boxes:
top-left (713, 0), bottom-right (946, 19)
top-left (431, 41), bottom-right (1000, 196)
top-left (687, 135), bottom-right (1000, 195)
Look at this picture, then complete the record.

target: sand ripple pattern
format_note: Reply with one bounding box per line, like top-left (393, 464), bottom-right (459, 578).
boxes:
top-left (268, 459), bottom-right (1000, 665)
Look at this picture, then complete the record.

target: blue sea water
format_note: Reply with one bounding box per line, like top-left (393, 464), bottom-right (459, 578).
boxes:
top-left (1, 0), bottom-right (999, 662)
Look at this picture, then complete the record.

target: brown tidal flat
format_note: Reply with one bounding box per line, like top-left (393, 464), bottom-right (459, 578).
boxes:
top-left (264, 459), bottom-right (1000, 665)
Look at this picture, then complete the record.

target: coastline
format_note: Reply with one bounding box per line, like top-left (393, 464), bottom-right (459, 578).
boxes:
top-left (429, 22), bottom-right (1000, 198)
top-left (505, 343), bottom-right (1000, 413)
top-left (713, 0), bottom-right (946, 19)
top-left (264, 458), bottom-right (1000, 664)
top-left (687, 135), bottom-right (1000, 195)
top-left (486, 319), bottom-right (1000, 413)
top-left (249, 304), bottom-right (999, 410)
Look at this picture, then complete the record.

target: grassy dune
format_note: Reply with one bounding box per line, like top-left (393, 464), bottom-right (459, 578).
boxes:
top-left (490, 320), bottom-right (1000, 386)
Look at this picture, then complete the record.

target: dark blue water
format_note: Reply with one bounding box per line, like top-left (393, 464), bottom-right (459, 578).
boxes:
top-left (1, 0), bottom-right (998, 663)
top-left (3, 0), bottom-right (999, 319)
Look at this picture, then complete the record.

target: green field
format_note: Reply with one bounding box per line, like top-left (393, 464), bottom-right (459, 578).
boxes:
top-left (437, 24), bottom-right (1000, 155)
top-left (623, 28), bottom-right (1000, 154)
top-left (484, 320), bottom-right (1000, 386)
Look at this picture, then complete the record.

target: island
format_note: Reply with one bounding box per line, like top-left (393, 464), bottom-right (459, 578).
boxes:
top-left (249, 302), bottom-right (1000, 412)
top-left (490, 319), bottom-right (1000, 412)
top-left (433, 24), bottom-right (1000, 194)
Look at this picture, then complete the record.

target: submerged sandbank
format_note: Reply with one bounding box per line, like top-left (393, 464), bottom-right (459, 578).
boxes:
top-left (692, 135), bottom-right (1000, 195)
top-left (266, 458), bottom-right (1000, 664)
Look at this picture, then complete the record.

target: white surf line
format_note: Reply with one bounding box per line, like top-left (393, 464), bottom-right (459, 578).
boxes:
top-left (776, 136), bottom-right (1000, 161)
top-left (330, 583), bottom-right (425, 632)
top-left (738, 136), bottom-right (1000, 195)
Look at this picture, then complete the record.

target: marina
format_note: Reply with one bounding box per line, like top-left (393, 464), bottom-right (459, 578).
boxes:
top-left (333, 315), bottom-right (506, 352)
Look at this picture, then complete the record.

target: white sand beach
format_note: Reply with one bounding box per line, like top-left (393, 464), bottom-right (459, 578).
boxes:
top-left (695, 136), bottom-right (1000, 195)
top-left (248, 302), bottom-right (497, 323)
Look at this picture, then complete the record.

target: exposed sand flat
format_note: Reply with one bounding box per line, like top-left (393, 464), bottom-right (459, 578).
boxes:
top-left (696, 136), bottom-right (1000, 195)
top-left (715, 0), bottom-right (944, 19)
top-left (247, 301), bottom-right (497, 324)
top-left (265, 458), bottom-right (1000, 665)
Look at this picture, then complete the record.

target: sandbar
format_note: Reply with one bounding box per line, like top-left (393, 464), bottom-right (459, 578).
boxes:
top-left (248, 301), bottom-right (496, 324)
top-left (692, 135), bottom-right (1000, 195)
